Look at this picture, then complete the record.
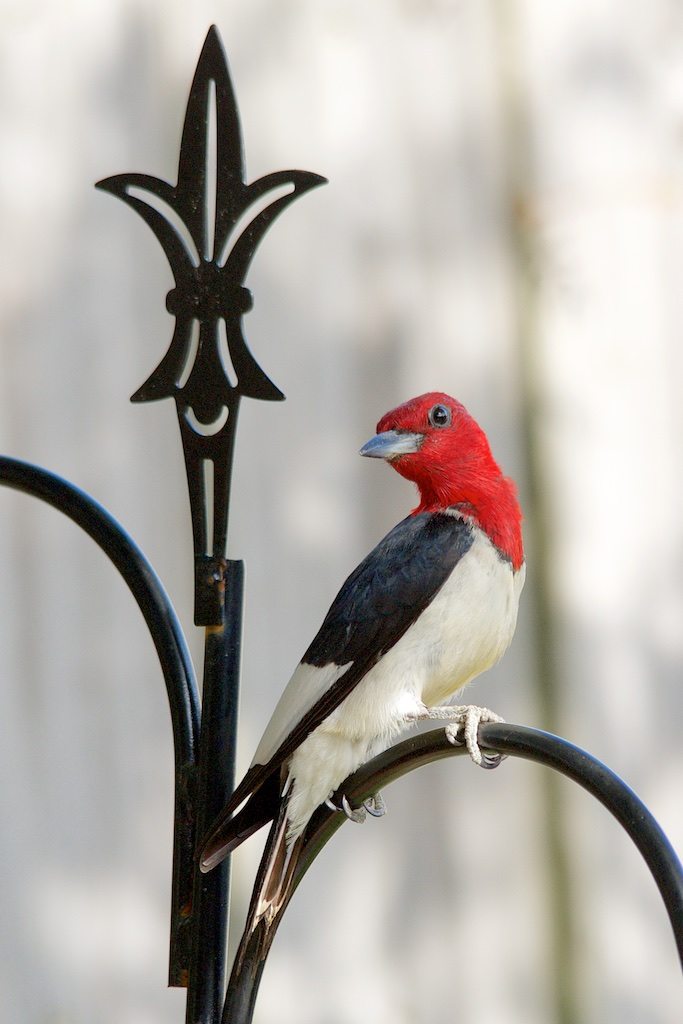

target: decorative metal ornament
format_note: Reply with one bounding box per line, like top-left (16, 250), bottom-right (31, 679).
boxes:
top-left (97, 26), bottom-right (326, 625)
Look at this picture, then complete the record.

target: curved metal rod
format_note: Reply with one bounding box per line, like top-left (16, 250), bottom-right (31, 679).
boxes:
top-left (0, 455), bottom-right (200, 984)
top-left (225, 722), bottom-right (683, 1022)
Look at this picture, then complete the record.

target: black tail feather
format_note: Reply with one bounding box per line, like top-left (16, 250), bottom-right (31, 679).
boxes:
top-left (221, 795), bottom-right (304, 1023)
top-left (200, 772), bottom-right (280, 872)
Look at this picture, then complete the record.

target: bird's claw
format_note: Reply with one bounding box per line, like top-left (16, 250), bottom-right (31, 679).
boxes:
top-left (325, 792), bottom-right (385, 823)
top-left (341, 794), bottom-right (367, 824)
top-left (363, 792), bottom-right (386, 817)
top-left (324, 793), bottom-right (366, 823)
top-left (444, 705), bottom-right (506, 770)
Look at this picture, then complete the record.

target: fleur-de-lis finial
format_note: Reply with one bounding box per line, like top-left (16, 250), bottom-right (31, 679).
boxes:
top-left (97, 26), bottom-right (326, 623)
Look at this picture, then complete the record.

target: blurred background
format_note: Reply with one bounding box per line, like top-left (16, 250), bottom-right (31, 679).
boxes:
top-left (1, 1), bottom-right (682, 1022)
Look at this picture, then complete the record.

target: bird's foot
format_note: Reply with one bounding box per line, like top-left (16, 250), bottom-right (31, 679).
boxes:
top-left (324, 794), bottom-right (366, 824)
top-left (423, 704), bottom-right (506, 769)
top-left (363, 792), bottom-right (387, 817)
top-left (324, 791), bottom-right (385, 822)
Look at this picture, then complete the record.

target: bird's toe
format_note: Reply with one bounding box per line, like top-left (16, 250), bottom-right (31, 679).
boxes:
top-left (341, 794), bottom-right (367, 824)
top-left (363, 792), bottom-right (387, 817)
top-left (445, 705), bottom-right (506, 769)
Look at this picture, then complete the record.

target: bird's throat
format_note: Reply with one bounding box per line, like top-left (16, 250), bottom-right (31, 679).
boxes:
top-left (414, 474), bottom-right (524, 571)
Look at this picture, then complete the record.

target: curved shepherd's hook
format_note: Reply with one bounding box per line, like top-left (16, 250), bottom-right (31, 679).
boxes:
top-left (0, 456), bottom-right (200, 985)
top-left (223, 722), bottom-right (683, 1024)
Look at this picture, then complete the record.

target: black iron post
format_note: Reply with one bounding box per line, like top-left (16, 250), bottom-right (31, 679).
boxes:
top-left (186, 561), bottom-right (243, 1021)
top-left (96, 26), bottom-right (325, 1022)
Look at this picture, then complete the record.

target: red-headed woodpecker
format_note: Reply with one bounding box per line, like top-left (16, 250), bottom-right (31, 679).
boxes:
top-left (200, 392), bottom-right (524, 880)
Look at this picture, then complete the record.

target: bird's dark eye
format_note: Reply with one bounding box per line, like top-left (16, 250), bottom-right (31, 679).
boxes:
top-left (428, 404), bottom-right (451, 428)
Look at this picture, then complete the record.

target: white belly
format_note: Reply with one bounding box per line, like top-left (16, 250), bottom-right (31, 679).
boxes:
top-left (286, 530), bottom-right (524, 838)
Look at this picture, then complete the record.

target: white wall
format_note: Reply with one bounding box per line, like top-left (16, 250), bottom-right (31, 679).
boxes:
top-left (0, 3), bottom-right (681, 1022)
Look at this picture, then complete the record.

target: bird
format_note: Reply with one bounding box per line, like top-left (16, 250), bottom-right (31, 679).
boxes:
top-left (199, 392), bottom-right (525, 919)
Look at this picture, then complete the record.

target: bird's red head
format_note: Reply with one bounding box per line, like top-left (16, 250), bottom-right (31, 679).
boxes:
top-left (361, 392), bottom-right (523, 569)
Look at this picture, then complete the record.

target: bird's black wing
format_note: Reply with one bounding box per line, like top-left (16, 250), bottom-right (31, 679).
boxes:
top-left (302, 510), bottom-right (473, 667)
top-left (283, 509), bottom-right (474, 746)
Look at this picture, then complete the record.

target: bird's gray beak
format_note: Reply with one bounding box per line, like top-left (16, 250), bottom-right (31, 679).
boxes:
top-left (359, 429), bottom-right (424, 460)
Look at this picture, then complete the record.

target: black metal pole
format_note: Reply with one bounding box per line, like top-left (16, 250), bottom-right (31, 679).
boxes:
top-left (97, 26), bottom-right (323, 1004)
top-left (97, 27), bottom-right (324, 1005)
top-left (186, 561), bottom-right (244, 1023)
